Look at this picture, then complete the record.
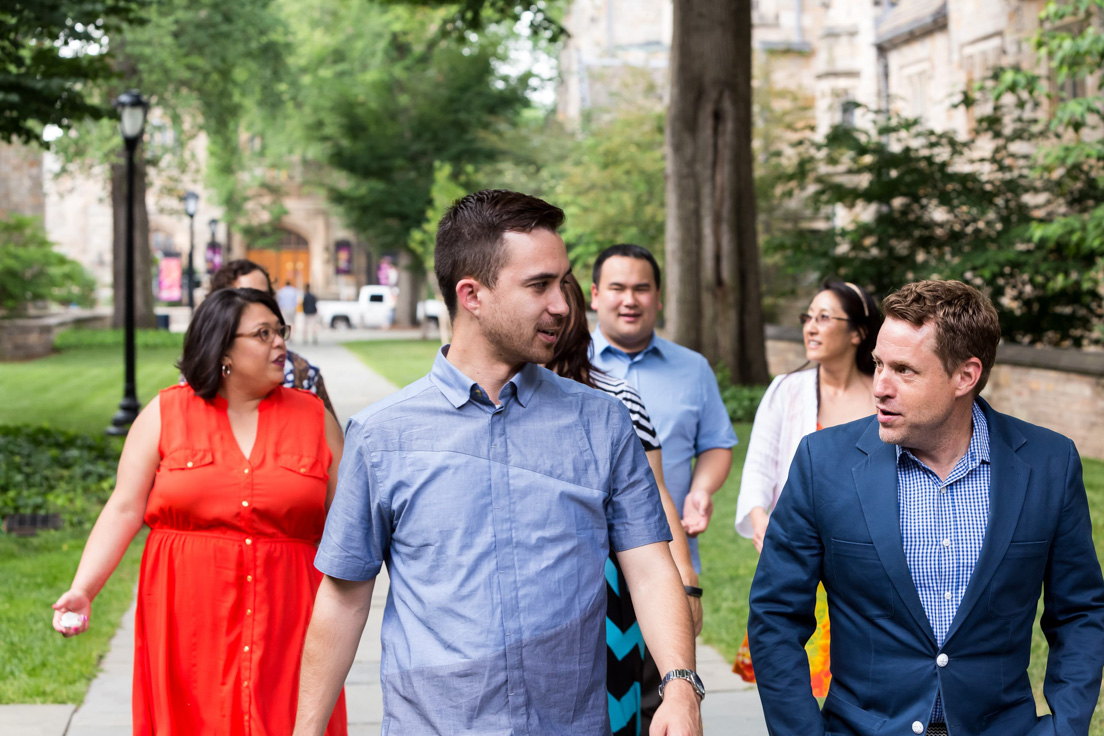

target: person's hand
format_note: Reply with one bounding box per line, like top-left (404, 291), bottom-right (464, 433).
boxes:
top-left (650, 681), bottom-right (702, 736)
top-left (688, 596), bottom-right (703, 636)
top-left (52, 589), bottom-right (92, 637)
top-left (681, 489), bottom-right (713, 537)
top-left (748, 506), bottom-right (770, 554)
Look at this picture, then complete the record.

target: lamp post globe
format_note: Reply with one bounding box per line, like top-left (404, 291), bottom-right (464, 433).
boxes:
top-left (183, 190), bottom-right (199, 313)
top-left (107, 90), bottom-right (149, 436)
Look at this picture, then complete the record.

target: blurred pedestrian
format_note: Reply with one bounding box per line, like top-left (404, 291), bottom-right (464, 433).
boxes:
top-left (302, 283), bottom-right (320, 345)
top-left (277, 280), bottom-right (299, 328)
top-left (53, 288), bottom-right (347, 735)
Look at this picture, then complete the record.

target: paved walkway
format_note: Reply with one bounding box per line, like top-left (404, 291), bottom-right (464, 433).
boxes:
top-left (9, 329), bottom-right (766, 735)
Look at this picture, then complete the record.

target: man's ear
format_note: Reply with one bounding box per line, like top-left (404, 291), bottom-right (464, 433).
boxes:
top-left (456, 277), bottom-right (484, 318)
top-left (589, 281), bottom-right (599, 311)
top-left (954, 356), bottom-right (983, 398)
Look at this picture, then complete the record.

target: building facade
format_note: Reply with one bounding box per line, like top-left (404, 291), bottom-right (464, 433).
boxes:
top-left (558, 0), bottom-right (1048, 139)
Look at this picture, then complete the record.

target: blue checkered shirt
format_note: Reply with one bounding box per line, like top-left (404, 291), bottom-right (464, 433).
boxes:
top-left (898, 401), bottom-right (990, 724)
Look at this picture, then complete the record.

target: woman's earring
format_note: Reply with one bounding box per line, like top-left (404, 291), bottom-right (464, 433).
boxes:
top-left (222, 364), bottom-right (231, 378)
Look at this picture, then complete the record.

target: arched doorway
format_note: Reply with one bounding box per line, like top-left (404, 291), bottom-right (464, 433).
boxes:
top-left (247, 228), bottom-right (310, 290)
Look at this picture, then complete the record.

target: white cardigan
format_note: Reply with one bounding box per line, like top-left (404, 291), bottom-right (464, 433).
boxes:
top-left (734, 368), bottom-right (818, 539)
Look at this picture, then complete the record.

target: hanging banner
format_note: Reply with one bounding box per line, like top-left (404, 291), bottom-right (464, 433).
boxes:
top-left (206, 242), bottom-right (223, 275)
top-left (335, 240), bottom-right (352, 275)
top-left (159, 255), bottom-right (182, 302)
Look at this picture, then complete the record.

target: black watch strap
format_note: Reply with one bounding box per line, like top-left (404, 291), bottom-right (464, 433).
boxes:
top-left (684, 585), bottom-right (703, 598)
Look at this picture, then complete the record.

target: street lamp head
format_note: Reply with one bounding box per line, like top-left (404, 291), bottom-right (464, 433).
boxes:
top-left (113, 89), bottom-right (148, 142)
top-left (208, 218), bottom-right (219, 240)
top-left (184, 190), bottom-right (199, 217)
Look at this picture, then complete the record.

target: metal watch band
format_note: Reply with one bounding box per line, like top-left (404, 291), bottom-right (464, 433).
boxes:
top-left (658, 668), bottom-right (705, 701)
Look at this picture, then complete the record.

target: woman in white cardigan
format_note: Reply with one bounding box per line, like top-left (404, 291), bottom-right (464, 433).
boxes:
top-left (733, 280), bottom-right (881, 693)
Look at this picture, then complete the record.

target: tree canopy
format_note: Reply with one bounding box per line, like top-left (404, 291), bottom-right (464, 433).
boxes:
top-left (0, 0), bottom-right (148, 144)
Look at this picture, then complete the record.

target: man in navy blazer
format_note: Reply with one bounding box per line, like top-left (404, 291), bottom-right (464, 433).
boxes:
top-left (749, 280), bottom-right (1104, 736)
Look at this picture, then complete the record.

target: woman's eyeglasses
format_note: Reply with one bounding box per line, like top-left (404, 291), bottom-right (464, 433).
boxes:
top-left (236, 324), bottom-right (292, 344)
top-left (799, 313), bottom-right (850, 327)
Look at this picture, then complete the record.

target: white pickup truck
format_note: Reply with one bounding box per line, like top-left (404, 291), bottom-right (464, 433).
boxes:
top-left (316, 285), bottom-right (396, 329)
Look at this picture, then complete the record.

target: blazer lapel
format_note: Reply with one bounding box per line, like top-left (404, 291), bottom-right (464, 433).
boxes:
top-left (852, 421), bottom-right (937, 645)
top-left (944, 402), bottom-right (1030, 644)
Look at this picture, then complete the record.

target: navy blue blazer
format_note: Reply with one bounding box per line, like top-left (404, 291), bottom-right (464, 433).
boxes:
top-left (748, 399), bottom-right (1104, 736)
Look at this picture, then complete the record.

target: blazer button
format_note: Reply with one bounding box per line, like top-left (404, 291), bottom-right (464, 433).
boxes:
top-left (912, 721), bottom-right (924, 734)
top-left (936, 653), bottom-right (949, 667)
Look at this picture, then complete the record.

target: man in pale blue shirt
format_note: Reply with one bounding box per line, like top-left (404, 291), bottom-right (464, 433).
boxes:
top-left (589, 244), bottom-right (738, 574)
top-left (293, 191), bottom-right (704, 736)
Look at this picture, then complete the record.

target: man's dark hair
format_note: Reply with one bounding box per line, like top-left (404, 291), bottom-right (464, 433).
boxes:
top-left (434, 189), bottom-right (565, 318)
top-left (210, 259), bottom-right (273, 295)
top-left (177, 288), bottom-right (285, 400)
top-left (591, 244), bottom-right (661, 291)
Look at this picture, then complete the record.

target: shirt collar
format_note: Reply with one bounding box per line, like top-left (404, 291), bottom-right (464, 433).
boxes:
top-left (896, 400), bottom-right (991, 468)
top-left (429, 346), bottom-right (539, 409)
top-left (591, 326), bottom-right (664, 360)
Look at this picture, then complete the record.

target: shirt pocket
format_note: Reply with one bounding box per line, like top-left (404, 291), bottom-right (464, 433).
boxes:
top-left (987, 540), bottom-right (1049, 619)
top-left (277, 453), bottom-right (328, 481)
top-left (831, 538), bottom-right (895, 619)
top-left (159, 448), bottom-right (214, 472)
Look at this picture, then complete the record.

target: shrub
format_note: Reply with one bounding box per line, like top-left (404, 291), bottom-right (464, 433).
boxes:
top-left (715, 363), bottom-right (769, 423)
top-left (0, 215), bottom-right (95, 315)
top-left (0, 425), bottom-right (118, 529)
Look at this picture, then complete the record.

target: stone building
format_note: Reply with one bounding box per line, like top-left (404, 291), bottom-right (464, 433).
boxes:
top-left (42, 123), bottom-right (368, 303)
top-left (557, 0), bottom-right (1049, 138)
top-left (0, 141), bottom-right (45, 218)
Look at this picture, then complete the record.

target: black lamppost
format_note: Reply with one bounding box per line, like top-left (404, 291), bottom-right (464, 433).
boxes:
top-left (107, 89), bottom-right (148, 436)
top-left (183, 190), bottom-right (199, 313)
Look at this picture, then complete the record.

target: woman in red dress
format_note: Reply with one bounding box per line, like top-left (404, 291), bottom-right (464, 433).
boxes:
top-left (53, 288), bottom-right (347, 735)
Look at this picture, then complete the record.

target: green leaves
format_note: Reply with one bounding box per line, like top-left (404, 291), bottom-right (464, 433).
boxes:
top-left (763, 1), bottom-right (1104, 347)
top-left (0, 0), bottom-right (150, 145)
top-left (0, 425), bottom-right (119, 529)
top-left (0, 215), bottom-right (95, 314)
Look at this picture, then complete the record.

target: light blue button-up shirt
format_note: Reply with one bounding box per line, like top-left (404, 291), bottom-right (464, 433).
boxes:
top-left (316, 348), bottom-right (670, 735)
top-left (898, 401), bottom-right (990, 723)
top-left (590, 327), bottom-right (739, 570)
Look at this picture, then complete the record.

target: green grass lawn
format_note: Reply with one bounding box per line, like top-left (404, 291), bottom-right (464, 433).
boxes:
top-left (342, 339), bottom-right (441, 389)
top-left (0, 529), bottom-right (146, 703)
top-left (0, 330), bottom-right (185, 434)
top-left (0, 330), bottom-right (179, 703)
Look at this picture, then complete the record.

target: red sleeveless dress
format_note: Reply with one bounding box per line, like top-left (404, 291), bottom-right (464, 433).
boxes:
top-left (133, 384), bottom-right (347, 735)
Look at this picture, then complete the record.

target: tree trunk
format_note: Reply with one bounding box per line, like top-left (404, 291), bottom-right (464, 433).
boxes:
top-left (394, 248), bottom-right (420, 328)
top-left (666, 0), bottom-right (769, 385)
top-left (111, 144), bottom-right (155, 329)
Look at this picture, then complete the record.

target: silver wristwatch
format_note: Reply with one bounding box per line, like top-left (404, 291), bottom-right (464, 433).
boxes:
top-left (658, 668), bottom-right (705, 701)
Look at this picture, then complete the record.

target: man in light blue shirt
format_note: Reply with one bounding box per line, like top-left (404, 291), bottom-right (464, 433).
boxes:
top-left (294, 191), bottom-right (704, 736)
top-left (589, 245), bottom-right (738, 574)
